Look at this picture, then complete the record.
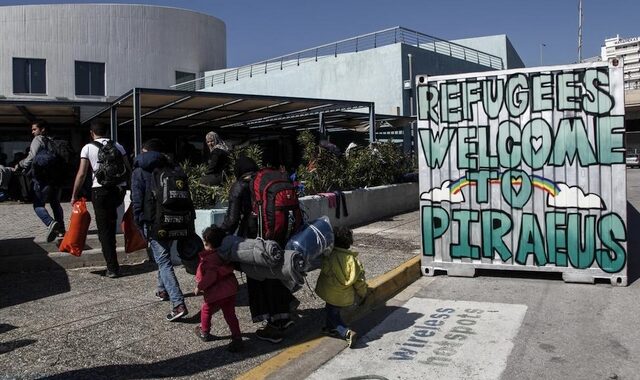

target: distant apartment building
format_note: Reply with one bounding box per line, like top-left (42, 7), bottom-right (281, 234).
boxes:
top-left (601, 35), bottom-right (640, 90)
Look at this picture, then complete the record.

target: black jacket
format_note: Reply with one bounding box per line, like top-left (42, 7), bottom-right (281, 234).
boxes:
top-left (131, 151), bottom-right (178, 229)
top-left (220, 173), bottom-right (257, 238)
top-left (205, 148), bottom-right (230, 176)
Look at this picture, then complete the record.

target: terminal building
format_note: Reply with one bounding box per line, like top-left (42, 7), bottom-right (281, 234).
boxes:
top-left (0, 3), bottom-right (225, 161)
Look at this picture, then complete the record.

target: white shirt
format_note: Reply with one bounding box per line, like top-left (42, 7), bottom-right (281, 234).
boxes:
top-left (80, 137), bottom-right (127, 188)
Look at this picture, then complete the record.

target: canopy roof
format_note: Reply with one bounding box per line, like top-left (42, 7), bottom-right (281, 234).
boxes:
top-left (82, 88), bottom-right (413, 153)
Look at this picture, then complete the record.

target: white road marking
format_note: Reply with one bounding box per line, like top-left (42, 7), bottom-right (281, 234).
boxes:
top-left (308, 298), bottom-right (527, 380)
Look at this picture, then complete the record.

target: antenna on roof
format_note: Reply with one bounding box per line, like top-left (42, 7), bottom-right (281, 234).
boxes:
top-left (578, 0), bottom-right (583, 62)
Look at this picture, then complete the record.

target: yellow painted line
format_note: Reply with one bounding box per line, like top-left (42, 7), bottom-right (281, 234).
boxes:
top-left (236, 335), bottom-right (325, 380)
top-left (235, 255), bottom-right (422, 380)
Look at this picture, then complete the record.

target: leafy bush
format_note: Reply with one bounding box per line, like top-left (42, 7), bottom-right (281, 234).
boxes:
top-left (181, 144), bottom-right (263, 209)
top-left (296, 130), bottom-right (412, 195)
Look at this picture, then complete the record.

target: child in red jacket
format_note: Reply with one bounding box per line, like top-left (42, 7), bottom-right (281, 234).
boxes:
top-left (194, 226), bottom-right (243, 352)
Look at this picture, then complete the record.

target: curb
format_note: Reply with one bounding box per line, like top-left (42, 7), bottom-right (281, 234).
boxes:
top-left (235, 255), bottom-right (422, 380)
top-left (0, 234), bottom-right (151, 273)
top-left (0, 248), bottom-right (149, 273)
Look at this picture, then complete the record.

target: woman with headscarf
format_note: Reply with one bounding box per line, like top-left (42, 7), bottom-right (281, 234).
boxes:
top-left (200, 131), bottom-right (230, 186)
top-left (219, 156), bottom-right (295, 344)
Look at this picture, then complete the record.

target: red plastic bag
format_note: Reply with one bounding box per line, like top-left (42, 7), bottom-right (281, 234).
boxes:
top-left (121, 205), bottom-right (147, 253)
top-left (59, 198), bottom-right (91, 257)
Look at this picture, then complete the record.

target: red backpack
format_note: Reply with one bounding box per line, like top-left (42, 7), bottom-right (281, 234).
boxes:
top-left (251, 168), bottom-right (303, 245)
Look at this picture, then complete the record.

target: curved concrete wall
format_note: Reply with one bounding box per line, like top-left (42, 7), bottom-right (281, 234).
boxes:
top-left (0, 4), bottom-right (226, 100)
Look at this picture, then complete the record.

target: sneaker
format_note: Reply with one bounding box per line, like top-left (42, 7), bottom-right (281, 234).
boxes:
top-left (46, 221), bottom-right (59, 243)
top-left (227, 338), bottom-right (244, 353)
top-left (155, 291), bottom-right (170, 301)
top-left (57, 229), bottom-right (66, 239)
top-left (255, 324), bottom-right (283, 344)
top-left (194, 326), bottom-right (213, 342)
top-left (345, 329), bottom-right (357, 348)
top-left (166, 304), bottom-right (188, 322)
top-left (272, 319), bottom-right (294, 331)
top-left (321, 326), bottom-right (340, 337)
top-left (105, 270), bottom-right (120, 278)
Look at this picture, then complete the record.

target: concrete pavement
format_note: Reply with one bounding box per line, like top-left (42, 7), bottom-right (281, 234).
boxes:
top-left (0, 210), bottom-right (421, 379)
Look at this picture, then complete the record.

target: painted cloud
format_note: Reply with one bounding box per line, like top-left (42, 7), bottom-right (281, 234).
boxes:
top-left (547, 183), bottom-right (606, 209)
top-left (420, 180), bottom-right (465, 203)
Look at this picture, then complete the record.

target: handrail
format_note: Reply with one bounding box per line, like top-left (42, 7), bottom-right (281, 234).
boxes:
top-left (172, 26), bottom-right (504, 91)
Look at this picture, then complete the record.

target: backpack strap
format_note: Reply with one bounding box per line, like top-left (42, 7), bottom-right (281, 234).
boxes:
top-left (90, 141), bottom-right (104, 149)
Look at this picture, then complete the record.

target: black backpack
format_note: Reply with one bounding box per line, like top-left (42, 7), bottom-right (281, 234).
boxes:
top-left (32, 137), bottom-right (76, 185)
top-left (92, 140), bottom-right (128, 187)
top-left (151, 165), bottom-right (195, 240)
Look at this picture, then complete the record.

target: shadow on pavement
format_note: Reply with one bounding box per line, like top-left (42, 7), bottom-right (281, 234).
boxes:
top-left (0, 339), bottom-right (37, 355)
top-left (350, 306), bottom-right (423, 349)
top-left (626, 201), bottom-right (639, 285)
top-left (0, 324), bottom-right (17, 335)
top-left (42, 308), bottom-right (326, 380)
top-left (89, 261), bottom-right (158, 278)
top-left (0, 238), bottom-right (70, 309)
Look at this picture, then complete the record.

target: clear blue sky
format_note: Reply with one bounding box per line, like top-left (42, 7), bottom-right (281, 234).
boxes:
top-left (3, 0), bottom-right (639, 68)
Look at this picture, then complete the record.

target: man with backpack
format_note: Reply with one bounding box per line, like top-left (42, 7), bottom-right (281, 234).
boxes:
top-left (220, 157), bottom-right (302, 343)
top-left (14, 120), bottom-right (66, 242)
top-left (71, 122), bottom-right (130, 278)
top-left (131, 138), bottom-right (191, 321)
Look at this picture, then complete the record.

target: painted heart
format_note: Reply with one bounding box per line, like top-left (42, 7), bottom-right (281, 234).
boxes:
top-left (510, 176), bottom-right (523, 194)
top-left (530, 136), bottom-right (543, 153)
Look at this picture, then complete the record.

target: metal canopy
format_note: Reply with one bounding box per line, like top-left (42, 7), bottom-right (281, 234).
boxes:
top-left (82, 88), bottom-right (412, 155)
top-left (0, 99), bottom-right (108, 126)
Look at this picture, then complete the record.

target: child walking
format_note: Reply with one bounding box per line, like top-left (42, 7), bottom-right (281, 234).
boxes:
top-left (315, 226), bottom-right (368, 348)
top-left (194, 226), bottom-right (243, 353)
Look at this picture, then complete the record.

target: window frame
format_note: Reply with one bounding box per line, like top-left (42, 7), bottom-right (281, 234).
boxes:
top-left (75, 60), bottom-right (106, 97)
top-left (12, 57), bottom-right (47, 95)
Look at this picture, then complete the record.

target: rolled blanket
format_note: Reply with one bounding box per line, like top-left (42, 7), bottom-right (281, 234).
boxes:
top-left (218, 235), bottom-right (283, 267)
top-left (241, 250), bottom-right (305, 292)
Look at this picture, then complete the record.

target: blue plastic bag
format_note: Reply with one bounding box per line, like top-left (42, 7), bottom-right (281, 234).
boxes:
top-left (285, 216), bottom-right (334, 271)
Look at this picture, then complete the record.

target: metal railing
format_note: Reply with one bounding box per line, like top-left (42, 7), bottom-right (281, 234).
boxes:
top-left (172, 26), bottom-right (504, 91)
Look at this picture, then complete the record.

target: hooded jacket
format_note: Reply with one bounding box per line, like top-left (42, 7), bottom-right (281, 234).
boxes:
top-left (315, 246), bottom-right (368, 307)
top-left (220, 172), bottom-right (258, 238)
top-left (131, 151), bottom-right (168, 228)
top-left (195, 248), bottom-right (239, 303)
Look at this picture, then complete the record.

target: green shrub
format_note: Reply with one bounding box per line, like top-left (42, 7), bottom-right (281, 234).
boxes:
top-left (296, 130), bottom-right (412, 195)
top-left (181, 144), bottom-right (263, 209)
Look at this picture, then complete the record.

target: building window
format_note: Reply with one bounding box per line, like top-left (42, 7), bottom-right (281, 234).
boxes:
top-left (13, 58), bottom-right (46, 94)
top-left (75, 61), bottom-right (105, 96)
top-left (176, 71), bottom-right (196, 85)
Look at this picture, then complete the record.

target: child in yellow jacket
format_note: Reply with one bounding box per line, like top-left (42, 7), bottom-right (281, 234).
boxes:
top-left (315, 226), bottom-right (368, 348)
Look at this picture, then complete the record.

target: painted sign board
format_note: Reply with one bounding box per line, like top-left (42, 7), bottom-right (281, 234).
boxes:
top-left (416, 60), bottom-right (628, 285)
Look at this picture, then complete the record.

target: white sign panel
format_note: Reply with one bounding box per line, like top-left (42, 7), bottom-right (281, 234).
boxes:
top-left (416, 61), bottom-right (628, 285)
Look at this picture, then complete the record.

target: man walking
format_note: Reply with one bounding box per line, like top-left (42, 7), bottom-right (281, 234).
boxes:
top-left (15, 120), bottom-right (65, 242)
top-left (131, 138), bottom-right (189, 321)
top-left (71, 122), bottom-right (129, 278)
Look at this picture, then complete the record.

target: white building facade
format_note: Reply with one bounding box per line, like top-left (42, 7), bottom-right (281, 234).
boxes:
top-left (0, 4), bottom-right (226, 102)
top-left (602, 35), bottom-right (640, 90)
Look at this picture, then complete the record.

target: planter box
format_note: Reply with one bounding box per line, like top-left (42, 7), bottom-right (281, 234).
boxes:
top-left (299, 182), bottom-right (419, 227)
top-left (193, 183), bottom-right (418, 231)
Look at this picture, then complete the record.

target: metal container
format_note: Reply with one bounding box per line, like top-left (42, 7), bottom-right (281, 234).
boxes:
top-left (416, 60), bottom-right (628, 285)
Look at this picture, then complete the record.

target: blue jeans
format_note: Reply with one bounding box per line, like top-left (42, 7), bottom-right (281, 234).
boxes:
top-left (32, 181), bottom-right (64, 229)
top-left (325, 303), bottom-right (348, 337)
top-left (146, 227), bottom-right (184, 307)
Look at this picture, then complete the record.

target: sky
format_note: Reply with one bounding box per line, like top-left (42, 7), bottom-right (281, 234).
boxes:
top-left (3, 0), bottom-right (639, 68)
